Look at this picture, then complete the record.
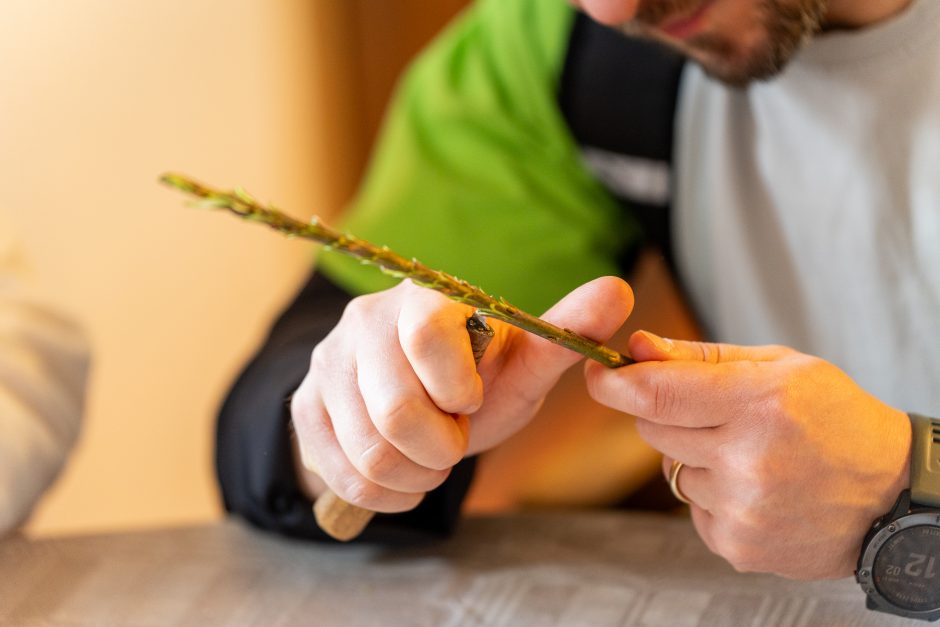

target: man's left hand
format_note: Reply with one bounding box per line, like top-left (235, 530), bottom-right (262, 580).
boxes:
top-left (584, 331), bottom-right (912, 579)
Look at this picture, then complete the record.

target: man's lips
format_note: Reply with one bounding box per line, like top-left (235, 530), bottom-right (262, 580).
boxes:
top-left (658, 0), bottom-right (716, 40)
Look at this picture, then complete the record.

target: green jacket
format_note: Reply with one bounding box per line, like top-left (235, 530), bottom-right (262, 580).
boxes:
top-left (316, 0), bottom-right (638, 315)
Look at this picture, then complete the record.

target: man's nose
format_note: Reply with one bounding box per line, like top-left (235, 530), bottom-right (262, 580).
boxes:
top-left (569, 0), bottom-right (641, 25)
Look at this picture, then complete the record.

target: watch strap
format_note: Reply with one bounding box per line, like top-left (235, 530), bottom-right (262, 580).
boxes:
top-left (909, 413), bottom-right (940, 508)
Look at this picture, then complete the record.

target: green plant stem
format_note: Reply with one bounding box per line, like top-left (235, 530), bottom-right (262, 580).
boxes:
top-left (160, 173), bottom-right (633, 368)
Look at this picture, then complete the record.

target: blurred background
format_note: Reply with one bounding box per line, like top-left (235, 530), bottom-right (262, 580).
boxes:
top-left (3, 0), bottom-right (695, 537)
top-left (1, 0), bottom-right (468, 535)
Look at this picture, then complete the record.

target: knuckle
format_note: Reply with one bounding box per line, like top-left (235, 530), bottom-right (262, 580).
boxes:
top-left (371, 396), bottom-right (464, 470)
top-left (653, 380), bottom-right (674, 419)
top-left (434, 381), bottom-right (482, 415)
top-left (397, 307), bottom-right (424, 340)
top-left (713, 501), bottom-right (778, 574)
top-left (726, 500), bottom-right (766, 536)
top-left (290, 402), bottom-right (311, 439)
top-left (358, 444), bottom-right (452, 493)
top-left (339, 476), bottom-right (385, 510)
top-left (719, 441), bottom-right (756, 475)
top-left (374, 395), bottom-right (424, 441)
top-left (290, 383), bottom-right (311, 424)
top-left (717, 445), bottom-right (774, 500)
top-left (342, 292), bottom-right (382, 326)
top-left (399, 310), bottom-right (449, 361)
top-left (309, 342), bottom-right (330, 373)
top-left (761, 373), bottom-right (799, 425)
top-left (638, 376), bottom-right (679, 421)
top-left (396, 279), bottom-right (421, 295)
top-left (356, 441), bottom-right (401, 483)
top-left (341, 295), bottom-right (368, 323)
top-left (748, 460), bottom-right (778, 501)
top-left (694, 341), bottom-right (720, 364)
top-left (290, 393), bottom-right (322, 438)
top-left (624, 370), bottom-right (680, 422)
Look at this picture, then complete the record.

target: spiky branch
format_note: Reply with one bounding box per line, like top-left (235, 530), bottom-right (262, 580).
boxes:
top-left (160, 173), bottom-right (633, 368)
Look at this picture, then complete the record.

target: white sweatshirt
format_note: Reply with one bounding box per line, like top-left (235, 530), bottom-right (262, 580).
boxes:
top-left (674, 0), bottom-right (940, 413)
top-left (0, 238), bottom-right (88, 534)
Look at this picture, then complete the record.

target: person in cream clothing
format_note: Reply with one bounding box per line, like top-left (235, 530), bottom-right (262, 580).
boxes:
top-left (0, 230), bottom-right (88, 535)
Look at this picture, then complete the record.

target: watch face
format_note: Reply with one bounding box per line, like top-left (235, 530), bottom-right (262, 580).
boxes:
top-left (872, 525), bottom-right (940, 612)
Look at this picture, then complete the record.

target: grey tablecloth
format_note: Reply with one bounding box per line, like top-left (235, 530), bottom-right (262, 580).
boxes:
top-left (0, 512), bottom-right (921, 626)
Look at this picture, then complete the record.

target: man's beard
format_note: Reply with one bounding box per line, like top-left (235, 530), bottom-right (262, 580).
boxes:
top-left (621, 0), bottom-right (829, 86)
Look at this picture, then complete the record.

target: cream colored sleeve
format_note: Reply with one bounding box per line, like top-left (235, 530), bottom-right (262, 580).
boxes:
top-left (0, 238), bottom-right (89, 535)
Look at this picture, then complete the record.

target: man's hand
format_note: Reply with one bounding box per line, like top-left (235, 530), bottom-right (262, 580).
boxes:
top-left (291, 276), bottom-right (634, 515)
top-left (585, 331), bottom-right (912, 579)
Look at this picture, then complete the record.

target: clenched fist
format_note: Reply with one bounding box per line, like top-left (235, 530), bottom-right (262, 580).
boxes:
top-left (291, 276), bottom-right (634, 514)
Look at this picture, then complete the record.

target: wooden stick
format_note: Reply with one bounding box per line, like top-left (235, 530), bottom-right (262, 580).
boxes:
top-left (160, 173), bottom-right (633, 369)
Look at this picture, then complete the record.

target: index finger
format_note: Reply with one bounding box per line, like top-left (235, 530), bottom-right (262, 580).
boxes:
top-left (397, 282), bottom-right (483, 416)
top-left (584, 359), bottom-right (760, 428)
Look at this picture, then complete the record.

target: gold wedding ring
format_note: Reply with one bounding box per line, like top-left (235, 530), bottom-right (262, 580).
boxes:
top-left (668, 460), bottom-right (693, 506)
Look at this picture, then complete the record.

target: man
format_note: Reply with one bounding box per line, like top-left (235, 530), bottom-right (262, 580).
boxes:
top-left (217, 0), bottom-right (938, 586)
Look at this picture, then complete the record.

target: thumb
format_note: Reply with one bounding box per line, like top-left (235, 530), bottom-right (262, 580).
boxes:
top-left (628, 330), bottom-right (791, 364)
top-left (467, 278), bottom-right (634, 455)
top-left (499, 276), bottom-right (634, 393)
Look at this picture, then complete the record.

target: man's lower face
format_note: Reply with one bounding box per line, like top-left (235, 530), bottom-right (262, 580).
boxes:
top-left (619, 0), bottom-right (829, 85)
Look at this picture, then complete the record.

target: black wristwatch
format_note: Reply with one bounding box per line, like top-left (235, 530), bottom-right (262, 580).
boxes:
top-left (857, 413), bottom-right (940, 622)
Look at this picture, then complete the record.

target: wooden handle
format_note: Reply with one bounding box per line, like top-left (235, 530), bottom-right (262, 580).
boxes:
top-left (313, 490), bottom-right (376, 541)
top-left (314, 313), bottom-right (495, 541)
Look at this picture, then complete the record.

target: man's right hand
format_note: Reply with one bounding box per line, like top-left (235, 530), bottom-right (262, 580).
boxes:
top-left (290, 276), bottom-right (634, 514)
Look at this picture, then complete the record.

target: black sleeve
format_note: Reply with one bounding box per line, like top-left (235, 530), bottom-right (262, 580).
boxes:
top-left (215, 272), bottom-right (477, 544)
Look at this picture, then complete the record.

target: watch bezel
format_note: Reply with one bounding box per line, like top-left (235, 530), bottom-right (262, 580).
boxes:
top-left (857, 510), bottom-right (940, 621)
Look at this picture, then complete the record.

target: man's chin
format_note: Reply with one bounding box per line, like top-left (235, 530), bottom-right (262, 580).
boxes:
top-left (625, 25), bottom-right (793, 87)
top-left (687, 45), bottom-right (788, 87)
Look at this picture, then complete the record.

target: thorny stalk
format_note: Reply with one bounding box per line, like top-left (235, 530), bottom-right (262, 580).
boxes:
top-left (160, 173), bottom-right (633, 368)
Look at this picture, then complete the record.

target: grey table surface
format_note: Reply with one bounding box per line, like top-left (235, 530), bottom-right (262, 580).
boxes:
top-left (0, 511), bottom-right (924, 626)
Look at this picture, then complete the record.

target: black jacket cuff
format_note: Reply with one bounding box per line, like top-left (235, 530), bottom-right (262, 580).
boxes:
top-left (215, 272), bottom-right (477, 544)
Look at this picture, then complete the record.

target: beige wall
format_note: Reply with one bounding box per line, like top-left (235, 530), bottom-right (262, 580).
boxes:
top-left (1, 0), bottom-right (333, 535)
top-left (0, 0), bottom-right (469, 536)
